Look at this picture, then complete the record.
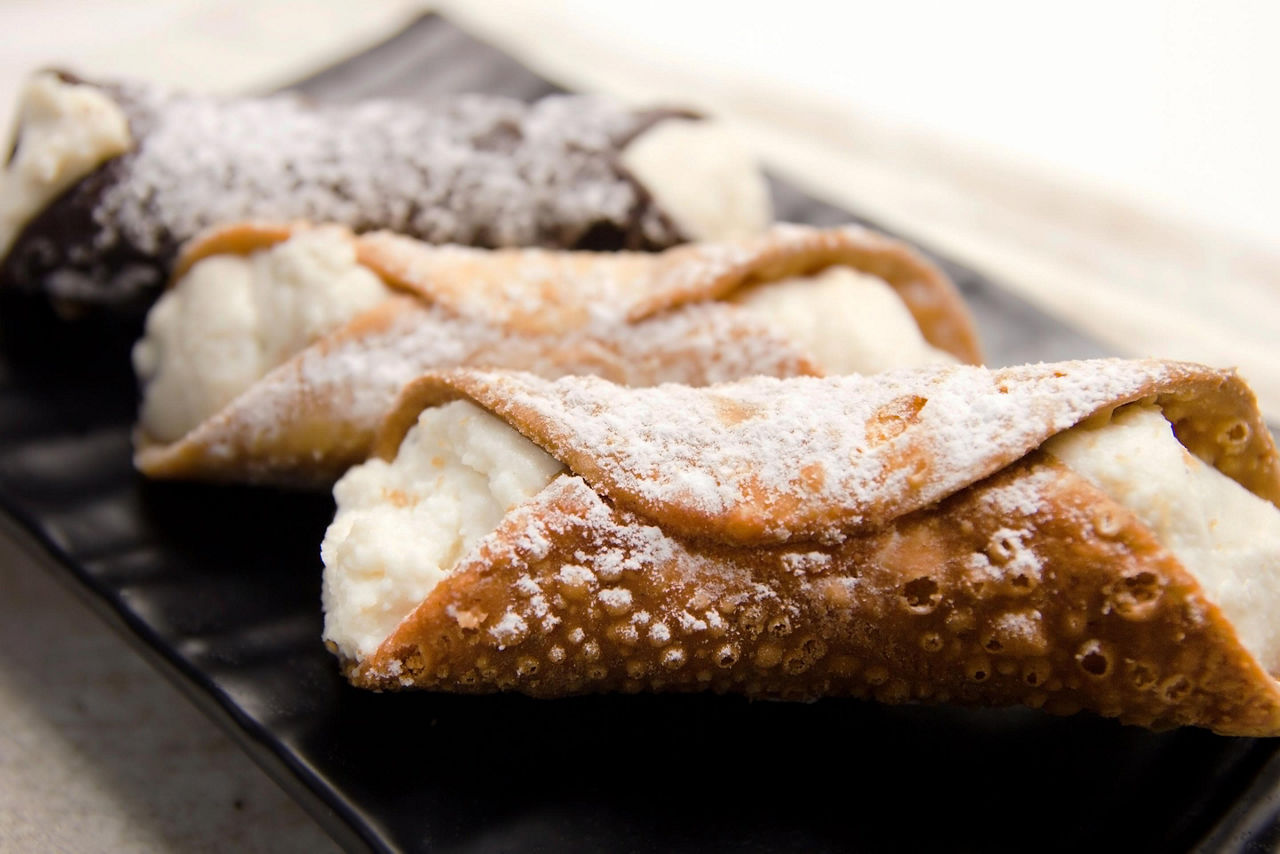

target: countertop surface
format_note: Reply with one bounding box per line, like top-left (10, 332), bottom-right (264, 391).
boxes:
top-left (1, 1), bottom-right (1276, 851)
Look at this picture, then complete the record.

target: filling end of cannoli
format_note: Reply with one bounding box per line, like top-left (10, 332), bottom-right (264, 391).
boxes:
top-left (620, 118), bottom-right (771, 242)
top-left (132, 228), bottom-right (391, 443)
top-left (0, 71), bottom-right (133, 259)
top-left (1045, 404), bottom-right (1280, 676)
top-left (731, 266), bottom-right (958, 374)
top-left (322, 400), bottom-right (566, 663)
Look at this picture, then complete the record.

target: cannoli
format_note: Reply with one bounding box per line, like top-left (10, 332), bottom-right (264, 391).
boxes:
top-left (321, 360), bottom-right (1280, 736)
top-left (132, 221), bottom-right (980, 486)
top-left (0, 70), bottom-right (770, 316)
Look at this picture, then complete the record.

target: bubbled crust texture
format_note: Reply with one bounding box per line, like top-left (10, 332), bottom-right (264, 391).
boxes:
top-left (355, 464), bottom-right (1280, 736)
top-left (136, 221), bottom-right (978, 485)
top-left (351, 361), bottom-right (1280, 736)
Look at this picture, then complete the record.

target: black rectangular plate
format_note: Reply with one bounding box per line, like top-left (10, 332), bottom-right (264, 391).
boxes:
top-left (2, 13), bottom-right (1277, 854)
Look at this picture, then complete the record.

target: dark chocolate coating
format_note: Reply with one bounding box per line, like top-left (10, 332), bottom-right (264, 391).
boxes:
top-left (0, 75), bottom-right (693, 318)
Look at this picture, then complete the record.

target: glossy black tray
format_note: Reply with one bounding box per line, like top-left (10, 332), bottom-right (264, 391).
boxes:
top-left (2, 13), bottom-right (1278, 854)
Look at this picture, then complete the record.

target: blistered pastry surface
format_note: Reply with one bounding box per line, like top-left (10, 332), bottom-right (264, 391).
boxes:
top-left (357, 463), bottom-right (1280, 736)
top-left (1046, 404), bottom-right (1280, 674)
top-left (355, 362), bottom-right (1280, 736)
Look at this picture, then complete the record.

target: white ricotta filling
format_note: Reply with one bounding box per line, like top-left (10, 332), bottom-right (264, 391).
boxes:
top-left (0, 72), bottom-right (133, 257)
top-left (1045, 405), bottom-right (1280, 675)
top-left (321, 400), bottom-right (566, 662)
top-left (621, 117), bottom-right (771, 241)
top-left (731, 265), bottom-right (956, 374)
top-left (132, 229), bottom-right (391, 442)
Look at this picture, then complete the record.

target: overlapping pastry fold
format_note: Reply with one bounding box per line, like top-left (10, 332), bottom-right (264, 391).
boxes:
top-left (173, 220), bottom-right (979, 353)
top-left (374, 360), bottom-right (1278, 545)
top-left (135, 221), bottom-right (979, 486)
top-left (332, 360), bottom-right (1280, 736)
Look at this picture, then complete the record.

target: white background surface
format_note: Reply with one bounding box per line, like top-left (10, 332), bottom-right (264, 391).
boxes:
top-left (1, 0), bottom-right (1277, 850)
top-left (465, 0), bottom-right (1280, 247)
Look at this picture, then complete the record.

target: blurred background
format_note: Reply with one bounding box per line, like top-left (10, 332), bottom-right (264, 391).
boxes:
top-left (449, 0), bottom-right (1280, 424)
top-left (1, 1), bottom-right (1276, 850)
top-left (2, 0), bottom-right (1275, 415)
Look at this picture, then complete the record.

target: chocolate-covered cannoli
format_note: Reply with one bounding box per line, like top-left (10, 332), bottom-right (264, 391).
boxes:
top-left (0, 71), bottom-right (771, 316)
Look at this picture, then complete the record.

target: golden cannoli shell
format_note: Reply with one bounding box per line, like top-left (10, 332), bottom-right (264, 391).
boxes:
top-left (139, 221), bottom-right (980, 485)
top-left (349, 361), bottom-right (1280, 736)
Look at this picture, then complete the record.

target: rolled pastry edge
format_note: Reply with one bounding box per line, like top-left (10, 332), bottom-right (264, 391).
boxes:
top-left (134, 221), bottom-right (979, 486)
top-left (332, 362), bottom-right (1280, 736)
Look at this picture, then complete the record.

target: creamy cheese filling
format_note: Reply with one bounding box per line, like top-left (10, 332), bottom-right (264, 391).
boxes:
top-left (0, 72), bottom-right (133, 257)
top-left (322, 400), bottom-right (566, 662)
top-left (621, 117), bottom-right (771, 241)
top-left (1045, 405), bottom-right (1280, 675)
top-left (132, 229), bottom-right (391, 442)
top-left (731, 266), bottom-right (956, 374)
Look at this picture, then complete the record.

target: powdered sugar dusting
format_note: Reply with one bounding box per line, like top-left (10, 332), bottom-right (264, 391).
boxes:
top-left (985, 527), bottom-right (1044, 581)
top-left (599, 587), bottom-right (633, 611)
top-left (9, 80), bottom-right (689, 306)
top-left (423, 474), bottom-right (783, 658)
top-left (979, 466), bottom-right (1056, 519)
top-left (139, 262), bottom-right (822, 482)
top-left (991, 610), bottom-right (1042, 644)
top-left (140, 289), bottom-right (818, 482)
top-left (360, 228), bottom-right (764, 333)
top-left (780, 551), bottom-right (834, 575)
top-left (453, 359), bottom-right (1195, 543)
top-left (557, 564), bottom-right (596, 589)
top-left (138, 218), bottom-right (986, 483)
top-left (95, 87), bottom-right (680, 254)
top-left (167, 299), bottom-right (500, 461)
top-left (489, 611), bottom-right (529, 649)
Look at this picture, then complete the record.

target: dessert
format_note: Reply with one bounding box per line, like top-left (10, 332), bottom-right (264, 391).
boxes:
top-left (0, 70), bottom-right (769, 316)
top-left (322, 360), bottom-right (1280, 736)
top-left (133, 221), bottom-right (979, 486)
